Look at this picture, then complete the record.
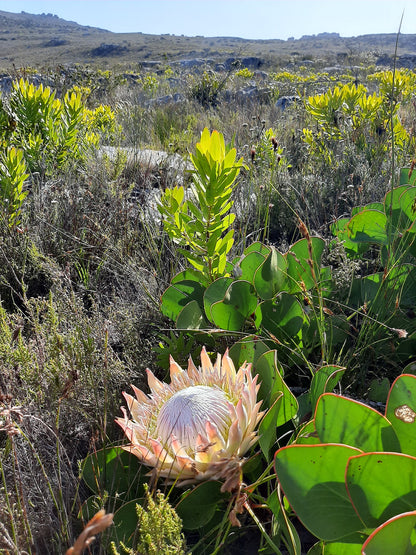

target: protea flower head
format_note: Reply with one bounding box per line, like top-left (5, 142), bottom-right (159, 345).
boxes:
top-left (116, 347), bottom-right (264, 493)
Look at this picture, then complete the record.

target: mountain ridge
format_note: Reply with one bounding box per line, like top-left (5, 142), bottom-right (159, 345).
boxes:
top-left (1, 9), bottom-right (416, 70)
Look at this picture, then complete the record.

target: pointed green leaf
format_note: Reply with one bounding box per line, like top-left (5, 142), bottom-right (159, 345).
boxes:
top-left (254, 350), bottom-right (298, 420)
top-left (254, 247), bottom-right (288, 300)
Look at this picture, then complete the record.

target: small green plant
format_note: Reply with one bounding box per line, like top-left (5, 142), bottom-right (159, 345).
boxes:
top-left (110, 485), bottom-right (186, 554)
top-left (187, 70), bottom-right (228, 107)
top-left (0, 146), bottom-right (29, 227)
top-left (2, 78), bottom-right (117, 176)
top-left (235, 67), bottom-right (254, 79)
top-left (158, 127), bottom-right (247, 284)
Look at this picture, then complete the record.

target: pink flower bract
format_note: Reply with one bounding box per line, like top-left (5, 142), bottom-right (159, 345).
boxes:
top-left (116, 347), bottom-right (263, 489)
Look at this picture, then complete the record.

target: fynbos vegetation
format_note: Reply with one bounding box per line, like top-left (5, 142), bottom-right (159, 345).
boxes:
top-left (1, 20), bottom-right (416, 554)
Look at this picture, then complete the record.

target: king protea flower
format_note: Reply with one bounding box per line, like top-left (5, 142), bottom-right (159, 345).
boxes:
top-left (116, 347), bottom-right (264, 492)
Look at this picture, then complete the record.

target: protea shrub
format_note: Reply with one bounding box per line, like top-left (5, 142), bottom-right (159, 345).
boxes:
top-left (116, 347), bottom-right (264, 497)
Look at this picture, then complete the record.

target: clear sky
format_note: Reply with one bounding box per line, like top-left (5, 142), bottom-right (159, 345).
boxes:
top-left (0, 0), bottom-right (414, 40)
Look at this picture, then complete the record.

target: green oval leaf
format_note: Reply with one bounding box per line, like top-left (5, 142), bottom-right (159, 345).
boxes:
top-left (346, 210), bottom-right (388, 246)
top-left (310, 365), bottom-right (345, 410)
top-left (203, 277), bottom-right (233, 322)
top-left (285, 237), bottom-right (325, 293)
top-left (175, 481), bottom-right (227, 530)
top-left (315, 393), bottom-right (400, 452)
top-left (308, 536), bottom-right (365, 554)
top-left (238, 250), bottom-right (265, 282)
top-left (81, 447), bottom-right (145, 499)
top-left (176, 299), bottom-right (208, 330)
top-left (294, 420), bottom-right (320, 446)
top-left (400, 168), bottom-right (416, 186)
top-left (346, 452), bottom-right (416, 528)
top-left (161, 279), bottom-right (206, 321)
top-left (386, 374), bottom-right (416, 456)
top-left (274, 444), bottom-right (363, 541)
top-left (361, 510), bottom-right (416, 555)
top-left (254, 350), bottom-right (298, 422)
top-left (255, 292), bottom-right (305, 342)
top-left (259, 393), bottom-right (284, 460)
top-left (210, 280), bottom-right (257, 330)
top-left (244, 241), bottom-right (271, 256)
top-left (229, 335), bottom-right (271, 368)
top-left (110, 498), bottom-right (142, 547)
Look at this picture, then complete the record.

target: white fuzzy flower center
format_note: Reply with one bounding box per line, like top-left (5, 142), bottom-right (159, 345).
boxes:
top-left (156, 385), bottom-right (231, 452)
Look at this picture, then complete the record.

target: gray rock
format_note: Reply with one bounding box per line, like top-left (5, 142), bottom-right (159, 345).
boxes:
top-left (275, 95), bottom-right (301, 111)
top-left (99, 146), bottom-right (191, 183)
top-left (146, 92), bottom-right (185, 107)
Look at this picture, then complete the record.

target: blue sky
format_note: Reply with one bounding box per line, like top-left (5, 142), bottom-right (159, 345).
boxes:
top-left (0, 1), bottom-right (414, 40)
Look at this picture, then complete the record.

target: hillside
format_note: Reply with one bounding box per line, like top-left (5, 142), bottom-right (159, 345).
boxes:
top-left (1, 9), bottom-right (416, 70)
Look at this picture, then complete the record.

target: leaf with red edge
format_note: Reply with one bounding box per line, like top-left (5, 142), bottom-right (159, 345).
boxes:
top-left (361, 510), bottom-right (416, 555)
top-left (386, 374), bottom-right (416, 456)
top-left (274, 443), bottom-right (363, 541)
top-left (346, 452), bottom-right (416, 528)
top-left (314, 393), bottom-right (400, 452)
top-left (307, 535), bottom-right (366, 554)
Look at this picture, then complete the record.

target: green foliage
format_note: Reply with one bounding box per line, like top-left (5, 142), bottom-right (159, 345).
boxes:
top-left (140, 73), bottom-right (159, 95)
top-left (275, 375), bottom-right (416, 553)
top-left (302, 78), bottom-right (414, 168)
top-left (158, 128), bottom-right (246, 283)
top-left (0, 146), bottom-right (29, 227)
top-left (369, 68), bottom-right (416, 103)
top-left (1, 78), bottom-right (117, 176)
top-left (332, 172), bottom-right (416, 373)
top-left (161, 236), bottom-right (335, 371)
top-left (176, 481), bottom-right (228, 530)
top-left (235, 67), bottom-right (254, 79)
top-left (80, 446), bottom-right (147, 547)
top-left (5, 60), bottom-right (416, 554)
top-left (187, 70), bottom-right (228, 107)
top-left (84, 103), bottom-right (122, 145)
top-left (110, 485), bottom-right (186, 555)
